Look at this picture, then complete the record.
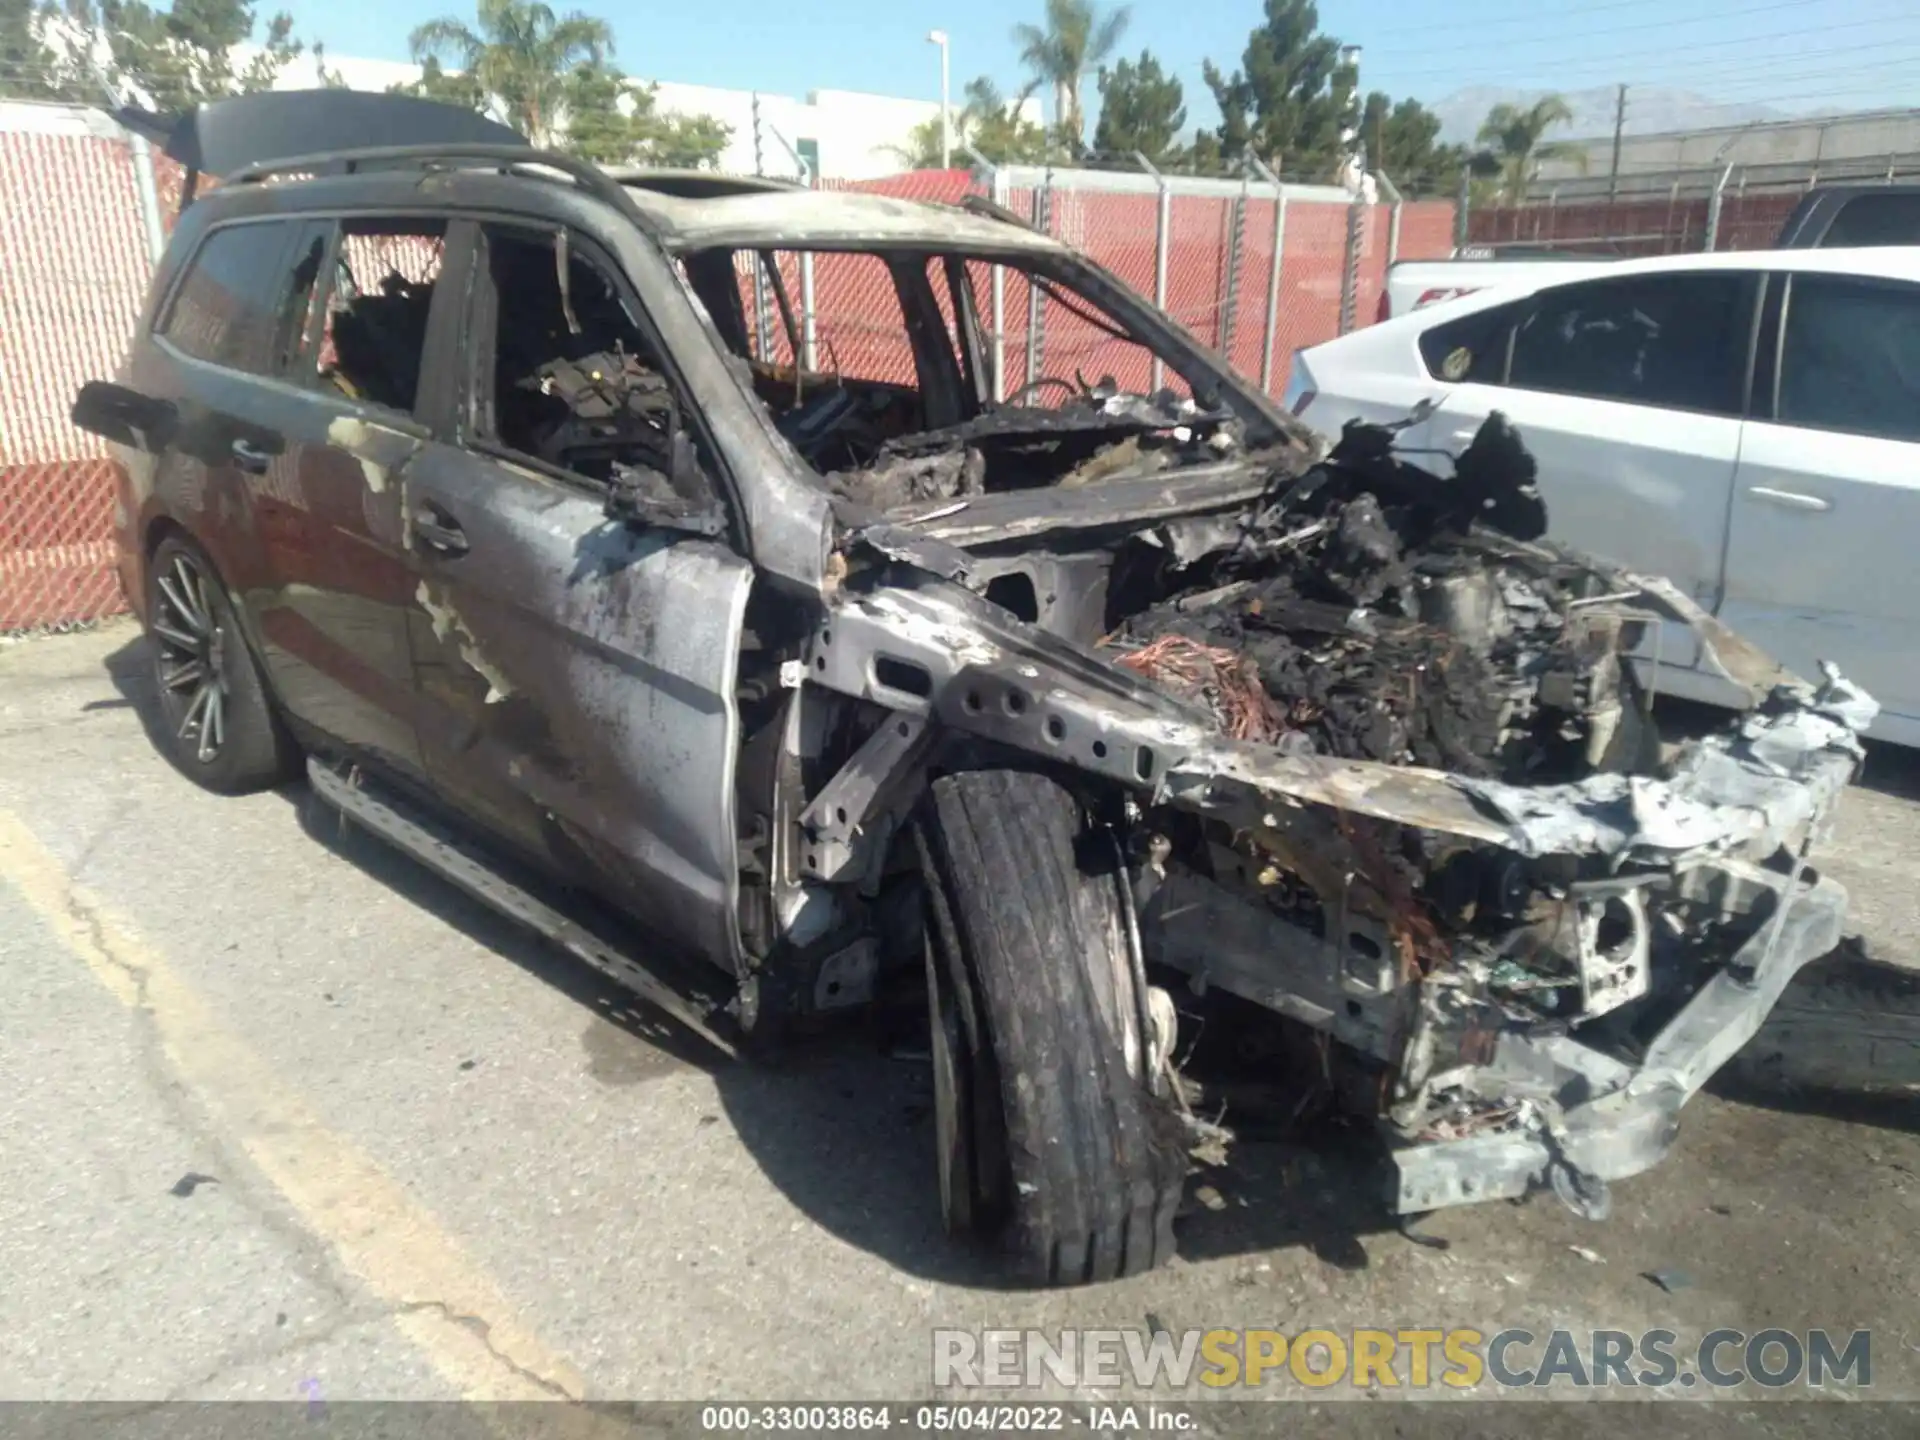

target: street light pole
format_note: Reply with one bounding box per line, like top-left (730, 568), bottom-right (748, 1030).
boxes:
top-left (1338, 44), bottom-right (1365, 181)
top-left (927, 29), bottom-right (951, 169)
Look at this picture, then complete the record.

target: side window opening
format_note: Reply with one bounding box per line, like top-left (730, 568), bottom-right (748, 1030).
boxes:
top-left (692, 248), bottom-right (933, 478)
top-left (974, 258), bottom-right (1194, 406)
top-left (315, 218), bottom-right (447, 415)
top-left (1506, 273), bottom-right (1748, 416)
top-left (685, 244), bottom-right (1241, 511)
top-left (1777, 274), bottom-right (1920, 443)
top-left (270, 222), bottom-right (330, 379)
top-left (477, 226), bottom-right (719, 527)
top-left (156, 220), bottom-right (296, 372)
top-left (1419, 301), bottom-right (1519, 385)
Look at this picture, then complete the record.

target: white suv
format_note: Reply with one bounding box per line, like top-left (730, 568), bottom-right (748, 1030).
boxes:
top-left (1288, 247), bottom-right (1920, 746)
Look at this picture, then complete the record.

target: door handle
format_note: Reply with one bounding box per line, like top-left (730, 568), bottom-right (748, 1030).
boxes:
top-left (1745, 486), bottom-right (1831, 513)
top-left (411, 504), bottom-right (470, 556)
top-left (230, 438), bottom-right (273, 474)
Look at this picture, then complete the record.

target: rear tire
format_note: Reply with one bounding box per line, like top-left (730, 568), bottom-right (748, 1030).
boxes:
top-left (918, 766), bottom-right (1188, 1285)
top-left (145, 535), bottom-right (298, 795)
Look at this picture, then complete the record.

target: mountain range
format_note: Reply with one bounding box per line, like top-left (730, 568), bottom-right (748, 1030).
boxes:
top-left (1427, 85), bottom-right (1814, 144)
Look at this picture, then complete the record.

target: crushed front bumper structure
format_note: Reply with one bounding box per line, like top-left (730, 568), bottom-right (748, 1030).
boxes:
top-left (1388, 868), bottom-right (1847, 1215)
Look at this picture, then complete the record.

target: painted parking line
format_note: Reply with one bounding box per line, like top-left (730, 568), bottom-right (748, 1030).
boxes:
top-left (0, 805), bottom-right (588, 1403)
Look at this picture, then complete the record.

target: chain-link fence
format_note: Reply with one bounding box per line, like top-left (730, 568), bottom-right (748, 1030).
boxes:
top-left (984, 164), bottom-right (1455, 400)
top-left (0, 102), bottom-right (1457, 635)
top-left (0, 108), bottom-right (159, 634)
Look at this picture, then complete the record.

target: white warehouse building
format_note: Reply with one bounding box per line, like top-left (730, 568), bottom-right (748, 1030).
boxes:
top-left (270, 49), bottom-right (948, 181)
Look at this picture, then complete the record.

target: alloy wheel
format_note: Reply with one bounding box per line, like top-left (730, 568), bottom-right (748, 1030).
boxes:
top-left (150, 552), bottom-right (229, 764)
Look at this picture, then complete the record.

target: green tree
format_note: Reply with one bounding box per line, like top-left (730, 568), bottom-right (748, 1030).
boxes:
top-left (397, 1), bottom-right (728, 166)
top-left (1012, 0), bottom-right (1129, 154)
top-left (56, 0), bottom-right (303, 111)
top-left (407, 0), bottom-right (611, 146)
top-left (312, 39), bottom-right (346, 88)
top-left (627, 96), bottom-right (728, 169)
top-left (1476, 95), bottom-right (1586, 202)
top-left (0, 0), bottom-right (67, 98)
top-left (559, 58), bottom-right (729, 168)
top-left (1091, 49), bottom-right (1184, 162)
top-left (393, 53), bottom-right (487, 112)
top-left (888, 75), bottom-right (1051, 168)
top-left (1361, 91), bottom-right (1467, 193)
top-left (1199, 0), bottom-right (1354, 178)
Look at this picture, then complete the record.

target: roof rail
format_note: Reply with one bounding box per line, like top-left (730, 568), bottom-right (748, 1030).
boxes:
top-left (119, 89), bottom-right (528, 178)
top-left (958, 193), bottom-right (1040, 233)
top-left (226, 143), bottom-right (659, 233)
top-left (606, 167), bottom-right (802, 199)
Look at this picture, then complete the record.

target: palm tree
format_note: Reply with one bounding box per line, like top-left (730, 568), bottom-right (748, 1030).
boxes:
top-left (884, 77), bottom-right (1050, 168)
top-left (1475, 96), bottom-right (1587, 203)
top-left (1011, 0), bottom-right (1130, 152)
top-left (409, 0), bottom-right (613, 146)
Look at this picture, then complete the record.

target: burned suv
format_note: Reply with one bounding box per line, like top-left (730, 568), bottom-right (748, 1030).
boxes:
top-left (80, 91), bottom-right (1872, 1285)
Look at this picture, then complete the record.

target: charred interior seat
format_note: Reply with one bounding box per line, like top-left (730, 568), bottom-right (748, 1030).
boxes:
top-left (328, 275), bottom-right (434, 411)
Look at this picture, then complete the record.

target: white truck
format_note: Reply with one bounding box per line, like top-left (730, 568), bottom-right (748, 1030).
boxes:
top-left (1379, 247), bottom-right (1618, 322)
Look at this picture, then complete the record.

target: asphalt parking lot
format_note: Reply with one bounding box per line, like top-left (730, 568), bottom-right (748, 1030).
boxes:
top-left (1, 622), bottom-right (1916, 1420)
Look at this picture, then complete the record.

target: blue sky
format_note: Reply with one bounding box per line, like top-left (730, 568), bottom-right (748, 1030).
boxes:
top-left (299, 0), bottom-right (1920, 135)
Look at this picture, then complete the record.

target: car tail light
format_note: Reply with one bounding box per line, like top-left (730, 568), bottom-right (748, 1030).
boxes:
top-left (1414, 286), bottom-right (1483, 310)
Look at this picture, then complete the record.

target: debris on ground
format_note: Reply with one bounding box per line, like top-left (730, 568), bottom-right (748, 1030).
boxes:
top-left (169, 1171), bottom-right (217, 1198)
top-left (1643, 1268), bottom-right (1694, 1293)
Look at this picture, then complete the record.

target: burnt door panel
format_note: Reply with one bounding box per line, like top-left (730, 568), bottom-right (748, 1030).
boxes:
top-left (245, 219), bottom-right (468, 775)
top-left (137, 217), bottom-right (305, 650)
top-left (403, 444), bottom-right (752, 970)
top-left (245, 391), bottom-right (429, 772)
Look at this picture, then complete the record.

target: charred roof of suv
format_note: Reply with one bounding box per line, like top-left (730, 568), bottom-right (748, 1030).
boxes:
top-left (123, 89), bottom-right (1058, 254)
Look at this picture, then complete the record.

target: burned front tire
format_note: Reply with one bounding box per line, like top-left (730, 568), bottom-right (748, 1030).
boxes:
top-left (145, 534), bottom-right (298, 794)
top-left (918, 766), bottom-right (1188, 1285)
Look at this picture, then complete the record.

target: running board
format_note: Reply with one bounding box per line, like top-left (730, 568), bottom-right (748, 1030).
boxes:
top-left (305, 758), bottom-right (740, 1058)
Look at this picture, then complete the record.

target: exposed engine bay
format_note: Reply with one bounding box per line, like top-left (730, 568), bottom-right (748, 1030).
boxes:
top-left (1106, 414), bottom-right (1646, 784)
top-left (739, 405), bottom-right (1874, 1219)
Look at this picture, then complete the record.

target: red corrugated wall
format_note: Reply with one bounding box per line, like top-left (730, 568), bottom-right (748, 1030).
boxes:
top-left (1466, 190), bottom-right (1803, 256)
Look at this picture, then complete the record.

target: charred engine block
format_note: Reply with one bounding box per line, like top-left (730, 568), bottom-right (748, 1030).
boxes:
top-left (1113, 416), bottom-right (1676, 1118)
top-left (1414, 553), bottom-right (1642, 777)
